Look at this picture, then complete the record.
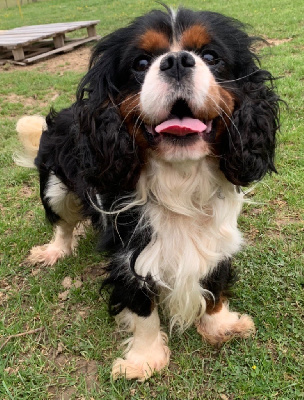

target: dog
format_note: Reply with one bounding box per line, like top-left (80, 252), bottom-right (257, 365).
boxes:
top-left (16, 6), bottom-right (280, 381)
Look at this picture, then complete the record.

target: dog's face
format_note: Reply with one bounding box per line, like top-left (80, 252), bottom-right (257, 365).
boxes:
top-left (138, 48), bottom-right (233, 162)
top-left (77, 7), bottom-right (279, 190)
top-left (117, 10), bottom-right (238, 162)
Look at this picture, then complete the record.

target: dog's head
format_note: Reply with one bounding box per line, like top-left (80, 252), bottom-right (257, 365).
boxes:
top-left (76, 7), bottom-right (280, 191)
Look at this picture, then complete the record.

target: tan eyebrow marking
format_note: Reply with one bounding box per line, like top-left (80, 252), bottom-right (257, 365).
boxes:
top-left (181, 25), bottom-right (210, 49)
top-left (138, 29), bottom-right (170, 52)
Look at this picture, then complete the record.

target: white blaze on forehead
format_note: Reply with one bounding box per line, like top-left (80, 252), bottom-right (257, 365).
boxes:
top-left (169, 8), bottom-right (182, 51)
top-left (170, 41), bottom-right (182, 52)
top-left (140, 51), bottom-right (216, 124)
top-left (169, 7), bottom-right (177, 25)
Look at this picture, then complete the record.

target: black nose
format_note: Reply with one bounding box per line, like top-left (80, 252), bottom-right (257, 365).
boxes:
top-left (160, 51), bottom-right (195, 81)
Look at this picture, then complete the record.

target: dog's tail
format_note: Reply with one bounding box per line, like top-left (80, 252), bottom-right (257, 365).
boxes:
top-left (14, 115), bottom-right (46, 167)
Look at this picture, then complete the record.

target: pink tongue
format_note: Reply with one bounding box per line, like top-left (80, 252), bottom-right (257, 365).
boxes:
top-left (155, 118), bottom-right (207, 136)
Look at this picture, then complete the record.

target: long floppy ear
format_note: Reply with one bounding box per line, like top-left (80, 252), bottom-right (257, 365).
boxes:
top-left (74, 29), bottom-right (142, 194)
top-left (75, 104), bottom-right (141, 194)
top-left (220, 67), bottom-right (280, 186)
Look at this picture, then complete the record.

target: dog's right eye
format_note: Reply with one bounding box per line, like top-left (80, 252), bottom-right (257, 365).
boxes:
top-left (133, 56), bottom-right (151, 72)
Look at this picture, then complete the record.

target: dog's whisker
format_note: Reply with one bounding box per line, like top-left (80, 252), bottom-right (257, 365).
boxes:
top-left (106, 92), bottom-right (141, 111)
top-left (117, 103), bottom-right (141, 133)
top-left (216, 70), bottom-right (259, 84)
top-left (206, 92), bottom-right (243, 156)
top-left (132, 112), bottom-right (145, 142)
top-left (115, 92), bottom-right (141, 108)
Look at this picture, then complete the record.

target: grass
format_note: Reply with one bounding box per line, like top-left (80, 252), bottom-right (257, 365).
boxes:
top-left (0, 0), bottom-right (303, 399)
top-left (0, 0), bottom-right (45, 10)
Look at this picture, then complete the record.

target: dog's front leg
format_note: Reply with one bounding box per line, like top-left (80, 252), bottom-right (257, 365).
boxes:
top-left (196, 300), bottom-right (255, 346)
top-left (112, 308), bottom-right (170, 381)
top-left (27, 220), bottom-right (78, 266)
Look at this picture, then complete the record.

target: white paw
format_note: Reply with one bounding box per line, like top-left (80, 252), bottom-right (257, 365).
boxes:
top-left (197, 303), bottom-right (255, 345)
top-left (111, 332), bottom-right (170, 381)
top-left (26, 243), bottom-right (72, 266)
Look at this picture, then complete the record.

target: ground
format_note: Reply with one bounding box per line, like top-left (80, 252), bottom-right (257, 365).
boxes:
top-left (1, 0), bottom-right (303, 397)
top-left (2, 45), bottom-right (91, 73)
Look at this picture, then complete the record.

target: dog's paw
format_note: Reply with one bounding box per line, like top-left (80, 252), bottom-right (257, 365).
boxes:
top-left (196, 303), bottom-right (255, 346)
top-left (26, 243), bottom-right (72, 266)
top-left (111, 332), bottom-right (170, 381)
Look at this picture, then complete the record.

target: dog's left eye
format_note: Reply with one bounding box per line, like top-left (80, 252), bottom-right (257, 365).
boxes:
top-left (133, 56), bottom-right (151, 72)
top-left (202, 50), bottom-right (220, 66)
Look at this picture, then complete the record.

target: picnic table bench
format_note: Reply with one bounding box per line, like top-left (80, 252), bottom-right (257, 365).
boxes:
top-left (0, 20), bottom-right (100, 65)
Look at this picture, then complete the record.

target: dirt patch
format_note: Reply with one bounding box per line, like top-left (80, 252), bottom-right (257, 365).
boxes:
top-left (46, 350), bottom-right (99, 399)
top-left (7, 93), bottom-right (38, 107)
top-left (6, 92), bottom-right (54, 109)
top-left (275, 215), bottom-right (302, 227)
top-left (1, 45), bottom-right (92, 74)
top-left (35, 46), bottom-right (91, 74)
top-left (0, 278), bottom-right (11, 306)
top-left (270, 199), bottom-right (303, 227)
top-left (57, 277), bottom-right (83, 301)
top-left (82, 263), bottom-right (107, 282)
top-left (255, 37), bottom-right (293, 50)
top-left (20, 184), bottom-right (34, 198)
top-left (267, 38), bottom-right (293, 46)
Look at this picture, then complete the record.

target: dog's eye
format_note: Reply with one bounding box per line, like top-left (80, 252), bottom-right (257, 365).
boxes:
top-left (133, 56), bottom-right (151, 72)
top-left (202, 50), bottom-right (220, 66)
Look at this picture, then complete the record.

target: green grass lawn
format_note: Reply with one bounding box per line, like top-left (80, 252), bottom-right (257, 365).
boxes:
top-left (0, 0), bottom-right (303, 399)
top-left (0, 1), bottom-right (42, 10)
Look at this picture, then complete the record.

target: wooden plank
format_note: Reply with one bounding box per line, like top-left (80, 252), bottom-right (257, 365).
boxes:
top-left (26, 47), bottom-right (52, 58)
top-left (24, 36), bottom-right (99, 64)
top-left (0, 44), bottom-right (53, 64)
top-left (87, 25), bottom-right (97, 38)
top-left (3, 21), bottom-right (99, 32)
top-left (0, 20), bottom-right (99, 49)
top-left (0, 59), bottom-right (26, 66)
top-left (1, 21), bottom-right (99, 35)
top-left (0, 21), bottom-right (100, 65)
top-left (53, 34), bottom-right (65, 49)
top-left (12, 47), bottom-right (24, 61)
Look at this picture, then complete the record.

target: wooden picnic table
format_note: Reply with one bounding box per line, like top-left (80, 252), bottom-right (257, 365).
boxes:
top-left (0, 20), bottom-right (100, 65)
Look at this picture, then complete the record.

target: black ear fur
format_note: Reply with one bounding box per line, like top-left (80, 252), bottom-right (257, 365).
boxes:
top-left (74, 29), bottom-right (142, 194)
top-left (75, 103), bottom-right (141, 194)
top-left (220, 68), bottom-right (280, 186)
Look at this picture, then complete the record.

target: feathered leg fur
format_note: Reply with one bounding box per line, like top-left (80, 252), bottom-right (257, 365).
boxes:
top-left (27, 221), bottom-right (78, 266)
top-left (196, 301), bottom-right (255, 346)
top-left (112, 308), bottom-right (170, 381)
top-left (198, 260), bottom-right (255, 345)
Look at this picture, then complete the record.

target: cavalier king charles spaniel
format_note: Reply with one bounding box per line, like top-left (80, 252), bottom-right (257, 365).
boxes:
top-left (16, 6), bottom-right (280, 380)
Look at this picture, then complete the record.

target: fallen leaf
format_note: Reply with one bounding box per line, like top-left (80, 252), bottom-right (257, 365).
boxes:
top-left (56, 342), bottom-right (64, 356)
top-left (31, 268), bottom-right (41, 276)
top-left (73, 279), bottom-right (83, 289)
top-left (62, 276), bottom-right (72, 289)
top-left (58, 290), bottom-right (70, 301)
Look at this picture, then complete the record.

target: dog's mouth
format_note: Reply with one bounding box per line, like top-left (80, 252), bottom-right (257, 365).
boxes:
top-left (143, 99), bottom-right (217, 146)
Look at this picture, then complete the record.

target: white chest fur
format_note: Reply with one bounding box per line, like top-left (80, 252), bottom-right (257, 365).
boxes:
top-left (134, 156), bottom-right (244, 330)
